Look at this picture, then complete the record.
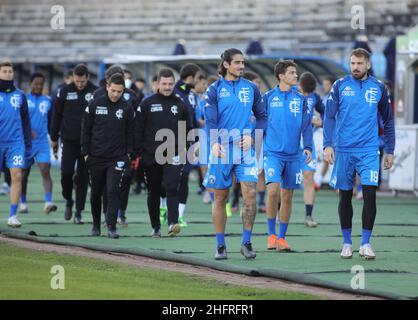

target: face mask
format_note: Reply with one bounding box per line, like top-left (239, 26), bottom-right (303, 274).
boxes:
top-left (125, 79), bottom-right (132, 88)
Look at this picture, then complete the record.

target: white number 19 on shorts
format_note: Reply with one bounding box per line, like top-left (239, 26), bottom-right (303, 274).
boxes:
top-left (370, 170), bottom-right (378, 183)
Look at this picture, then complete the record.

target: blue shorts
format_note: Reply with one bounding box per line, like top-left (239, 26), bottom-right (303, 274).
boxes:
top-left (24, 142), bottom-right (51, 168)
top-left (300, 147), bottom-right (317, 172)
top-left (203, 143), bottom-right (258, 189)
top-left (0, 144), bottom-right (25, 171)
top-left (329, 150), bottom-right (380, 190)
top-left (264, 154), bottom-right (302, 190)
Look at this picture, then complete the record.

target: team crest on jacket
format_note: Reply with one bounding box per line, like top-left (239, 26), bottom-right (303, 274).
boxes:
top-left (10, 94), bottom-right (21, 109)
top-left (289, 98), bottom-right (301, 117)
top-left (171, 105), bottom-right (178, 115)
top-left (123, 93), bottom-right (130, 101)
top-left (85, 93), bottom-right (93, 102)
top-left (39, 101), bottom-right (49, 115)
top-left (365, 87), bottom-right (378, 107)
top-left (116, 109), bottom-right (123, 119)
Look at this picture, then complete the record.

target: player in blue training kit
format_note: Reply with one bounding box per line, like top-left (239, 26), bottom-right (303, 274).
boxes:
top-left (20, 73), bottom-right (57, 215)
top-left (0, 61), bottom-right (32, 228)
top-left (203, 48), bottom-right (267, 260)
top-left (323, 48), bottom-right (395, 260)
top-left (263, 60), bottom-right (313, 252)
top-left (298, 72), bottom-right (325, 228)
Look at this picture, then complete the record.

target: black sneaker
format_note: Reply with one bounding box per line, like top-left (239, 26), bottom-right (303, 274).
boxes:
top-left (73, 211), bottom-right (84, 225)
top-left (240, 242), bottom-right (256, 260)
top-left (91, 227), bottom-right (101, 236)
top-left (64, 200), bottom-right (73, 221)
top-left (215, 245), bottom-right (228, 260)
top-left (108, 229), bottom-right (119, 239)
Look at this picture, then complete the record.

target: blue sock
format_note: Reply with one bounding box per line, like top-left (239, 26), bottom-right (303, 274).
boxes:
top-left (21, 194), bottom-right (27, 204)
top-left (267, 218), bottom-right (276, 235)
top-left (9, 204), bottom-right (18, 218)
top-left (216, 233), bottom-right (225, 247)
top-left (305, 204), bottom-right (313, 217)
top-left (342, 228), bottom-right (352, 245)
top-left (117, 209), bottom-right (121, 218)
top-left (361, 229), bottom-right (372, 246)
top-left (278, 222), bottom-right (288, 239)
top-left (210, 192), bottom-right (214, 203)
top-left (45, 192), bottom-right (52, 203)
top-left (242, 229), bottom-right (252, 244)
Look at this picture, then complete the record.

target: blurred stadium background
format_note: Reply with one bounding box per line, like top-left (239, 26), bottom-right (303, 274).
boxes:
top-left (2, 0), bottom-right (418, 193)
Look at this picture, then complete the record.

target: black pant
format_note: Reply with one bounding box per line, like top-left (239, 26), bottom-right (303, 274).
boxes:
top-left (61, 139), bottom-right (88, 211)
top-left (143, 163), bottom-right (183, 229)
top-left (102, 164), bottom-right (131, 214)
top-left (178, 171), bottom-right (189, 204)
top-left (87, 156), bottom-right (129, 231)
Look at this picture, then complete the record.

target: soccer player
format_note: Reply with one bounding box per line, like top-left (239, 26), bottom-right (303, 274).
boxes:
top-left (0, 60), bottom-right (32, 227)
top-left (50, 64), bottom-right (98, 224)
top-left (323, 48), bottom-right (395, 260)
top-left (298, 72), bottom-right (325, 227)
top-left (174, 63), bottom-right (202, 227)
top-left (204, 48), bottom-right (267, 260)
top-left (263, 60), bottom-right (313, 252)
top-left (20, 72), bottom-right (57, 214)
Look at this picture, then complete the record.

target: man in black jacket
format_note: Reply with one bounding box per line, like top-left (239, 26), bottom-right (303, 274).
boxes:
top-left (135, 68), bottom-right (191, 237)
top-left (50, 64), bottom-right (98, 224)
top-left (93, 64), bottom-right (138, 227)
top-left (81, 74), bottom-right (135, 238)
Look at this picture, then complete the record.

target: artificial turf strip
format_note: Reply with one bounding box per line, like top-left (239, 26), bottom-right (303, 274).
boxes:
top-left (1, 167), bottom-right (417, 299)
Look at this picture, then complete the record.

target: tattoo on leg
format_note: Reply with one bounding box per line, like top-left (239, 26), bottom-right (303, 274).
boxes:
top-left (242, 202), bottom-right (257, 228)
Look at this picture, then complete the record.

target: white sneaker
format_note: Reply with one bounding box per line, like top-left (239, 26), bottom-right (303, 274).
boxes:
top-left (44, 202), bottom-right (58, 214)
top-left (359, 243), bottom-right (376, 260)
top-left (340, 244), bottom-right (353, 259)
top-left (305, 216), bottom-right (318, 228)
top-left (8, 216), bottom-right (22, 228)
top-left (19, 203), bottom-right (28, 213)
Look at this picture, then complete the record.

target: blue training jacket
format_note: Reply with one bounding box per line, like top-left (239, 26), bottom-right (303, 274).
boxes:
top-left (263, 86), bottom-right (313, 161)
top-left (26, 93), bottom-right (53, 144)
top-left (0, 82), bottom-right (32, 155)
top-left (323, 75), bottom-right (395, 154)
top-left (204, 76), bottom-right (266, 146)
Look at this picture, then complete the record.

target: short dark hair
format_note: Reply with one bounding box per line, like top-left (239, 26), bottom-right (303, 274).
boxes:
top-left (299, 72), bottom-right (317, 93)
top-left (0, 60), bottom-right (13, 69)
top-left (30, 72), bottom-right (45, 83)
top-left (123, 69), bottom-right (133, 76)
top-left (135, 77), bottom-right (145, 83)
top-left (274, 60), bottom-right (297, 81)
top-left (105, 65), bottom-right (124, 81)
top-left (108, 73), bottom-right (125, 86)
top-left (152, 75), bottom-right (158, 82)
top-left (179, 63), bottom-right (201, 80)
top-left (243, 71), bottom-right (260, 82)
top-left (218, 48), bottom-right (243, 77)
top-left (157, 68), bottom-right (175, 81)
top-left (73, 64), bottom-right (89, 77)
top-left (351, 48), bottom-right (370, 61)
top-left (65, 69), bottom-right (74, 78)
